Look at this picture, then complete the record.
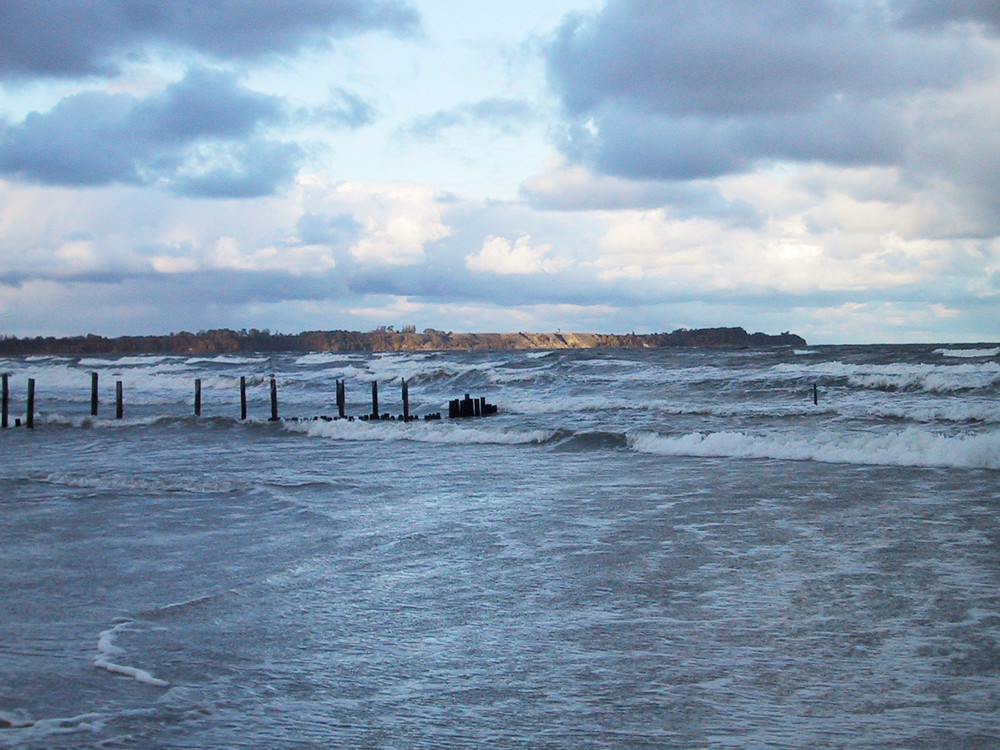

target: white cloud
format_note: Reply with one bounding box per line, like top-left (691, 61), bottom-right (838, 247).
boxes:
top-left (151, 255), bottom-right (199, 273)
top-left (210, 236), bottom-right (336, 274)
top-left (322, 181), bottom-right (452, 266)
top-left (54, 239), bottom-right (98, 267)
top-left (466, 234), bottom-right (565, 274)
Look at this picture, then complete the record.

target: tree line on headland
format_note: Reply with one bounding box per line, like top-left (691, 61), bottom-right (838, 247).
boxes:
top-left (0, 326), bottom-right (805, 356)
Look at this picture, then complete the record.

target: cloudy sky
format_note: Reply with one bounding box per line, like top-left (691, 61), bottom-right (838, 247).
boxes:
top-left (1, 0), bottom-right (998, 343)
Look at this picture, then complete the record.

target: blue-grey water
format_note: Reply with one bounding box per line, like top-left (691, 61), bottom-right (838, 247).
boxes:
top-left (1, 344), bottom-right (998, 748)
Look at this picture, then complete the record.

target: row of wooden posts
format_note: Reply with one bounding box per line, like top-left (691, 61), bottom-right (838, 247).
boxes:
top-left (0, 372), bottom-right (497, 428)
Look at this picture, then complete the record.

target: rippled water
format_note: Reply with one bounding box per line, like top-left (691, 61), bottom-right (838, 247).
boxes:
top-left (1, 345), bottom-right (998, 747)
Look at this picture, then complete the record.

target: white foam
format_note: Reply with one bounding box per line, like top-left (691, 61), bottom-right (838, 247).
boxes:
top-left (40, 471), bottom-right (242, 495)
top-left (628, 427), bottom-right (1000, 470)
top-left (78, 355), bottom-right (178, 367)
top-left (935, 347), bottom-right (1000, 358)
top-left (0, 712), bottom-right (107, 744)
top-left (774, 360), bottom-right (1000, 392)
top-left (869, 401), bottom-right (1000, 424)
top-left (284, 417), bottom-right (555, 446)
top-left (94, 621), bottom-right (168, 687)
top-left (183, 355), bottom-right (268, 365)
top-left (294, 352), bottom-right (353, 366)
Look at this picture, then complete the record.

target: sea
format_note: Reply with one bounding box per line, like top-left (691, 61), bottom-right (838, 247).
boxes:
top-left (1, 343), bottom-right (998, 749)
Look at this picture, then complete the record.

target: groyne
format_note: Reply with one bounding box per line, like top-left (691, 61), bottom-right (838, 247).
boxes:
top-left (0, 370), bottom-right (495, 428)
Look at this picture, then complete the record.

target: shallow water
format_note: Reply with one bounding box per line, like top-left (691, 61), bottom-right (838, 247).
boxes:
top-left (1, 345), bottom-right (998, 747)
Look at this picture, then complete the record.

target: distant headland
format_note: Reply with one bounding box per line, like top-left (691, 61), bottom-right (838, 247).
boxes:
top-left (0, 326), bottom-right (805, 356)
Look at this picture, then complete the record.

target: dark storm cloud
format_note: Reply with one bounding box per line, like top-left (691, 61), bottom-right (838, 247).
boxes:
top-left (544, 0), bottom-right (994, 181)
top-left (400, 98), bottom-right (535, 140)
top-left (0, 68), bottom-right (301, 197)
top-left (0, 0), bottom-right (420, 79)
top-left (168, 140), bottom-right (304, 199)
top-left (521, 169), bottom-right (763, 225)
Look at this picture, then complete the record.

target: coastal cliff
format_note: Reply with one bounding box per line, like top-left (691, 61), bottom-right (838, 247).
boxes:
top-left (0, 326), bottom-right (806, 356)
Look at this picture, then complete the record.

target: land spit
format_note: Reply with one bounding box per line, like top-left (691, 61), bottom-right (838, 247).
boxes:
top-left (0, 326), bottom-right (806, 356)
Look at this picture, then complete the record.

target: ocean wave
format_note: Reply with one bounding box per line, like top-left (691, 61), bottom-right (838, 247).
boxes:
top-left (548, 429), bottom-right (630, 451)
top-left (283, 417), bottom-right (555, 446)
top-left (77, 355), bottom-right (179, 367)
top-left (774, 360), bottom-right (1000, 393)
top-left (294, 352), bottom-right (367, 366)
top-left (628, 427), bottom-right (1000, 470)
top-left (0, 711), bottom-right (108, 745)
top-left (868, 402), bottom-right (1000, 425)
top-left (934, 347), bottom-right (1000, 359)
top-left (37, 470), bottom-right (244, 495)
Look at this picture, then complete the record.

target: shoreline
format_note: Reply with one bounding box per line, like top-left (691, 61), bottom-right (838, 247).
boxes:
top-left (0, 326), bottom-right (806, 356)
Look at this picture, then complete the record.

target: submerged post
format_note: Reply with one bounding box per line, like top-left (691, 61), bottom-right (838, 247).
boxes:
top-left (336, 379), bottom-right (345, 419)
top-left (26, 378), bottom-right (35, 429)
top-left (813, 383), bottom-right (818, 405)
top-left (115, 380), bottom-right (123, 419)
top-left (402, 379), bottom-right (409, 421)
top-left (371, 380), bottom-right (379, 419)
top-left (269, 375), bottom-right (279, 421)
top-left (91, 372), bottom-right (99, 417)
top-left (2, 373), bottom-right (8, 428)
top-left (194, 378), bottom-right (202, 416)
top-left (240, 376), bottom-right (247, 420)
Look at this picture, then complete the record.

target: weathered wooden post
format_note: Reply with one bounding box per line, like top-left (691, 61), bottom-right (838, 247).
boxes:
top-left (240, 376), bottom-right (247, 420)
top-left (371, 380), bottom-right (379, 419)
top-left (813, 383), bottom-right (818, 405)
top-left (91, 372), bottom-right (99, 416)
top-left (269, 375), bottom-right (279, 421)
top-left (115, 381), bottom-right (123, 419)
top-left (336, 379), bottom-right (345, 418)
top-left (194, 378), bottom-right (202, 416)
top-left (26, 378), bottom-right (35, 429)
top-left (402, 379), bottom-right (409, 421)
top-left (2, 373), bottom-right (8, 428)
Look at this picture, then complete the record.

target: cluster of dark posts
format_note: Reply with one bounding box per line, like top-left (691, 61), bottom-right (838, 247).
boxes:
top-left (0, 372), bottom-right (498, 429)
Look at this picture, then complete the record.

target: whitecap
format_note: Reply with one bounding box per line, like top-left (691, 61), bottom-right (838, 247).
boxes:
top-left (934, 347), bottom-right (1000, 359)
top-left (284, 417), bottom-right (555, 446)
top-left (628, 427), bottom-right (1000, 470)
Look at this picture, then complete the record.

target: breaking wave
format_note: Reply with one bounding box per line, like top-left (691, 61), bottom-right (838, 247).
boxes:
top-left (628, 428), bottom-right (1000, 470)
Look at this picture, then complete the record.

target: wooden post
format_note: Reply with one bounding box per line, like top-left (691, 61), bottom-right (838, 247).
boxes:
top-left (240, 376), bottom-right (247, 420)
top-left (1, 373), bottom-right (8, 428)
top-left (269, 375), bottom-right (279, 421)
top-left (26, 378), bottom-right (35, 429)
top-left (115, 381), bottom-right (123, 419)
top-left (336, 379), bottom-right (345, 418)
top-left (194, 378), bottom-right (202, 416)
top-left (371, 380), bottom-right (379, 419)
top-left (402, 379), bottom-right (409, 421)
top-left (91, 372), bottom-right (99, 416)
top-left (813, 383), bottom-right (818, 405)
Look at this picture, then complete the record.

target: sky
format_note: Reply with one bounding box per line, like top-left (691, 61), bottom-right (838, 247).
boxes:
top-left (1, 0), bottom-right (998, 344)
